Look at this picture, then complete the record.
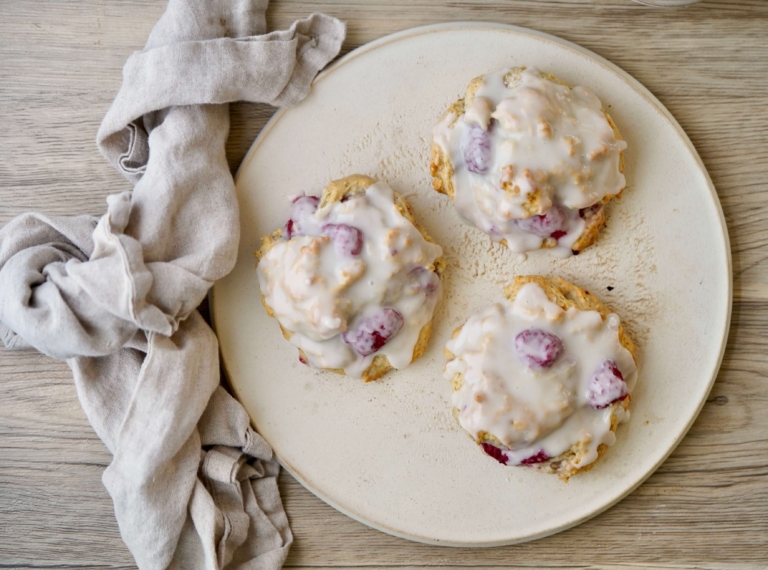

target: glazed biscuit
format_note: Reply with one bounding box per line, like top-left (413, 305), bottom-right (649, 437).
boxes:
top-left (445, 275), bottom-right (637, 480)
top-left (257, 175), bottom-right (445, 382)
top-left (431, 66), bottom-right (626, 255)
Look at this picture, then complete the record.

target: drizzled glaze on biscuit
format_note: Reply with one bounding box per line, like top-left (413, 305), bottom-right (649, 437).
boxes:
top-left (445, 281), bottom-right (637, 478)
top-left (432, 67), bottom-right (626, 256)
top-left (257, 178), bottom-right (443, 380)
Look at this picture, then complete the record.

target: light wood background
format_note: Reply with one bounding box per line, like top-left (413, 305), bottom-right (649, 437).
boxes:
top-left (1, 1), bottom-right (767, 569)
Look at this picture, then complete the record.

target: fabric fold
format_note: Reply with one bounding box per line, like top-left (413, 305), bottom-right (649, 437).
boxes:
top-left (0, 0), bottom-right (346, 568)
top-left (98, 11), bottom-right (346, 182)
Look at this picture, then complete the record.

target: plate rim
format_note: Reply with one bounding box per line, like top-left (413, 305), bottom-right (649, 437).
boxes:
top-left (214, 21), bottom-right (733, 547)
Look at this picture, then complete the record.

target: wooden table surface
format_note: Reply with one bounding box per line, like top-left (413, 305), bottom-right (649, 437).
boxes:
top-left (2, 1), bottom-right (767, 569)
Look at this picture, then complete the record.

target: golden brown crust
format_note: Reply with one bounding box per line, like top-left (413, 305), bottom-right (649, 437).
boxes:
top-left (318, 174), bottom-right (378, 209)
top-left (430, 102), bottom-right (461, 199)
top-left (429, 66), bottom-right (626, 252)
top-left (256, 174), bottom-right (444, 382)
top-left (448, 275), bottom-right (637, 480)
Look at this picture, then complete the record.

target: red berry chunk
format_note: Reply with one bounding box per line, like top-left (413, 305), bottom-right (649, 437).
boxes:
top-left (481, 443), bottom-right (508, 465)
top-left (286, 195), bottom-right (320, 237)
top-left (292, 195), bottom-right (320, 209)
top-left (520, 450), bottom-right (550, 465)
top-left (514, 328), bottom-right (564, 369)
top-left (463, 124), bottom-right (492, 174)
top-left (587, 359), bottom-right (628, 409)
top-left (322, 223), bottom-right (364, 256)
top-left (342, 308), bottom-right (404, 356)
top-left (515, 206), bottom-right (567, 238)
top-left (284, 218), bottom-right (295, 239)
top-left (407, 266), bottom-right (440, 295)
top-left (550, 230), bottom-right (567, 240)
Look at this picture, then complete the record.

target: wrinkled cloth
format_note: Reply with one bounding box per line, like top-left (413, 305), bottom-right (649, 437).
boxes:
top-left (0, 1), bottom-right (345, 569)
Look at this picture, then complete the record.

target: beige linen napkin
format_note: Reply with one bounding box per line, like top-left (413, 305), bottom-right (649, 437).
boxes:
top-left (0, 1), bottom-right (345, 568)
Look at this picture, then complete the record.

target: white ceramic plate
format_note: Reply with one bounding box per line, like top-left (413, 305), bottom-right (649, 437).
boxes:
top-left (212, 23), bottom-right (731, 546)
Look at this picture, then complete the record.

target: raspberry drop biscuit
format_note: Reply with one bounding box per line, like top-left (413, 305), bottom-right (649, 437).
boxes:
top-left (430, 66), bottom-right (627, 255)
top-left (256, 175), bottom-right (445, 382)
top-left (445, 275), bottom-right (637, 480)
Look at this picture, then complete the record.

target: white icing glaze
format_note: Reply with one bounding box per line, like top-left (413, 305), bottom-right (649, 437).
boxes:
top-left (445, 282), bottom-right (637, 469)
top-left (257, 181), bottom-right (443, 378)
top-left (433, 67), bottom-right (627, 255)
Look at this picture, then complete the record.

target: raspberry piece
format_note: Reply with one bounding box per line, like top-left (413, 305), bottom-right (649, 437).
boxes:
top-left (322, 223), bottom-right (364, 256)
top-left (463, 124), bottom-right (492, 174)
top-left (287, 195), bottom-right (320, 237)
top-left (291, 194), bottom-right (319, 206)
top-left (520, 450), bottom-right (550, 465)
top-left (407, 266), bottom-right (439, 295)
top-left (551, 230), bottom-right (567, 240)
top-left (515, 206), bottom-right (567, 238)
top-left (342, 308), bottom-right (404, 356)
top-left (587, 359), bottom-right (628, 409)
top-left (481, 443), bottom-right (508, 465)
top-left (514, 328), bottom-right (564, 369)
top-left (284, 219), bottom-right (295, 239)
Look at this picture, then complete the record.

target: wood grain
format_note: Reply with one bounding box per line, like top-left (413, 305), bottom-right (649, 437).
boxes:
top-left (1, 1), bottom-right (767, 569)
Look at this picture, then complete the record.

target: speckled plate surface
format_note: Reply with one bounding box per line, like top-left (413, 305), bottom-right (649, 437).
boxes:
top-left (211, 23), bottom-right (731, 546)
